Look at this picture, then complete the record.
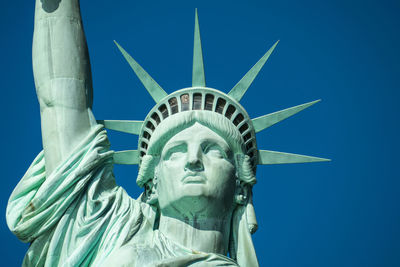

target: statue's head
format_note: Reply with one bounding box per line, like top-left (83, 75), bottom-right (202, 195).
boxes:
top-left (135, 87), bottom-right (257, 224)
top-left (137, 108), bottom-right (257, 224)
top-left (101, 10), bottom-right (328, 265)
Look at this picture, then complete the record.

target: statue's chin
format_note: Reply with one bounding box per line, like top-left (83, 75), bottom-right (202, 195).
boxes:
top-left (159, 191), bottom-right (232, 220)
top-left (182, 183), bottom-right (208, 196)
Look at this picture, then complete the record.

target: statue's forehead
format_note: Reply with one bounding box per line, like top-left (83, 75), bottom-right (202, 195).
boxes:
top-left (162, 122), bottom-right (230, 148)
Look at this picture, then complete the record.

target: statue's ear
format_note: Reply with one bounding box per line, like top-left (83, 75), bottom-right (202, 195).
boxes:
top-left (137, 155), bottom-right (159, 187)
top-left (234, 180), bottom-right (249, 205)
top-left (144, 179), bottom-right (159, 205)
top-left (137, 155), bottom-right (160, 205)
top-left (234, 153), bottom-right (256, 205)
top-left (234, 154), bottom-right (257, 185)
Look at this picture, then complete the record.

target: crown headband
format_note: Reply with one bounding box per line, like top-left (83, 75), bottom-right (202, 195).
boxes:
top-left (98, 10), bottom-right (329, 168)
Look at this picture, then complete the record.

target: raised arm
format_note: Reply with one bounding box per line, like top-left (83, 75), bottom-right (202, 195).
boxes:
top-left (33, 0), bottom-right (96, 174)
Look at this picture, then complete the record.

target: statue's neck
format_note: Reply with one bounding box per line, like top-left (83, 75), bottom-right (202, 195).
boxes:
top-left (158, 214), bottom-right (232, 255)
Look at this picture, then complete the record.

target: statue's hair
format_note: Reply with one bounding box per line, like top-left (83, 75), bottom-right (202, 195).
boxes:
top-left (137, 110), bottom-right (256, 189)
top-left (147, 110), bottom-right (243, 157)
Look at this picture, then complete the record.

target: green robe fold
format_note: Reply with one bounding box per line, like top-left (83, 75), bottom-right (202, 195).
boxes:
top-left (6, 126), bottom-right (238, 267)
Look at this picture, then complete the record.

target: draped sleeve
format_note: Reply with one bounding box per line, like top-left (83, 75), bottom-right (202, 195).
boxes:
top-left (6, 125), bottom-right (143, 267)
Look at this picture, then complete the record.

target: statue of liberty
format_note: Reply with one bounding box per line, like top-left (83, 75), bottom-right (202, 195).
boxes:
top-left (6, 0), bottom-right (328, 266)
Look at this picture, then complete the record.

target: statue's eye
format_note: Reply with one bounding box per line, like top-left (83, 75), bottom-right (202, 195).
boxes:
top-left (163, 144), bottom-right (186, 161)
top-left (203, 144), bottom-right (226, 159)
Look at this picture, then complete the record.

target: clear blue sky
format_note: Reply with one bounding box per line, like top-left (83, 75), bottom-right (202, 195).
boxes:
top-left (1, 0), bottom-right (399, 266)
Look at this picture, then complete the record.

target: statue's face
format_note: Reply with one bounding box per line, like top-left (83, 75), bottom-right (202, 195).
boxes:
top-left (156, 122), bottom-right (237, 219)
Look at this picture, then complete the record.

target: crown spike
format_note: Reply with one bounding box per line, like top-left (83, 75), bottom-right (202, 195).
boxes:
top-left (114, 41), bottom-right (168, 103)
top-left (114, 150), bottom-right (140, 165)
top-left (258, 150), bottom-right (330, 165)
top-left (252, 100), bottom-right (320, 133)
top-left (192, 9), bottom-right (206, 87)
top-left (228, 40), bottom-right (279, 101)
top-left (98, 120), bottom-right (143, 135)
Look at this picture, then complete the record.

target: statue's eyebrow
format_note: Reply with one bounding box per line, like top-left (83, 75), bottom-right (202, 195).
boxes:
top-left (163, 140), bottom-right (186, 150)
top-left (201, 138), bottom-right (230, 152)
top-left (161, 141), bottom-right (187, 159)
top-left (201, 139), bottom-right (233, 161)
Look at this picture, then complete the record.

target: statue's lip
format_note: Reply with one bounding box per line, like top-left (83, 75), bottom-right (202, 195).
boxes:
top-left (181, 173), bottom-right (206, 184)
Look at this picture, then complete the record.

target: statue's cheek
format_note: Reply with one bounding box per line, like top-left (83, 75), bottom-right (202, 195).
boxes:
top-left (207, 159), bottom-right (235, 176)
top-left (162, 157), bottom-right (186, 170)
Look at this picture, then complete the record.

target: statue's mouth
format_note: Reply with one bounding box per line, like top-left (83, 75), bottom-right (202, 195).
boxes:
top-left (181, 173), bottom-right (206, 184)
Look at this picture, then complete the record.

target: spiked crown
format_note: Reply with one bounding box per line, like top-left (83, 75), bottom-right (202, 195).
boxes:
top-left (99, 10), bottom-right (329, 169)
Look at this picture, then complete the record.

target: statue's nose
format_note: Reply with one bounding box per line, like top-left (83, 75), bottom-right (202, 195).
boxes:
top-left (185, 146), bottom-right (204, 171)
